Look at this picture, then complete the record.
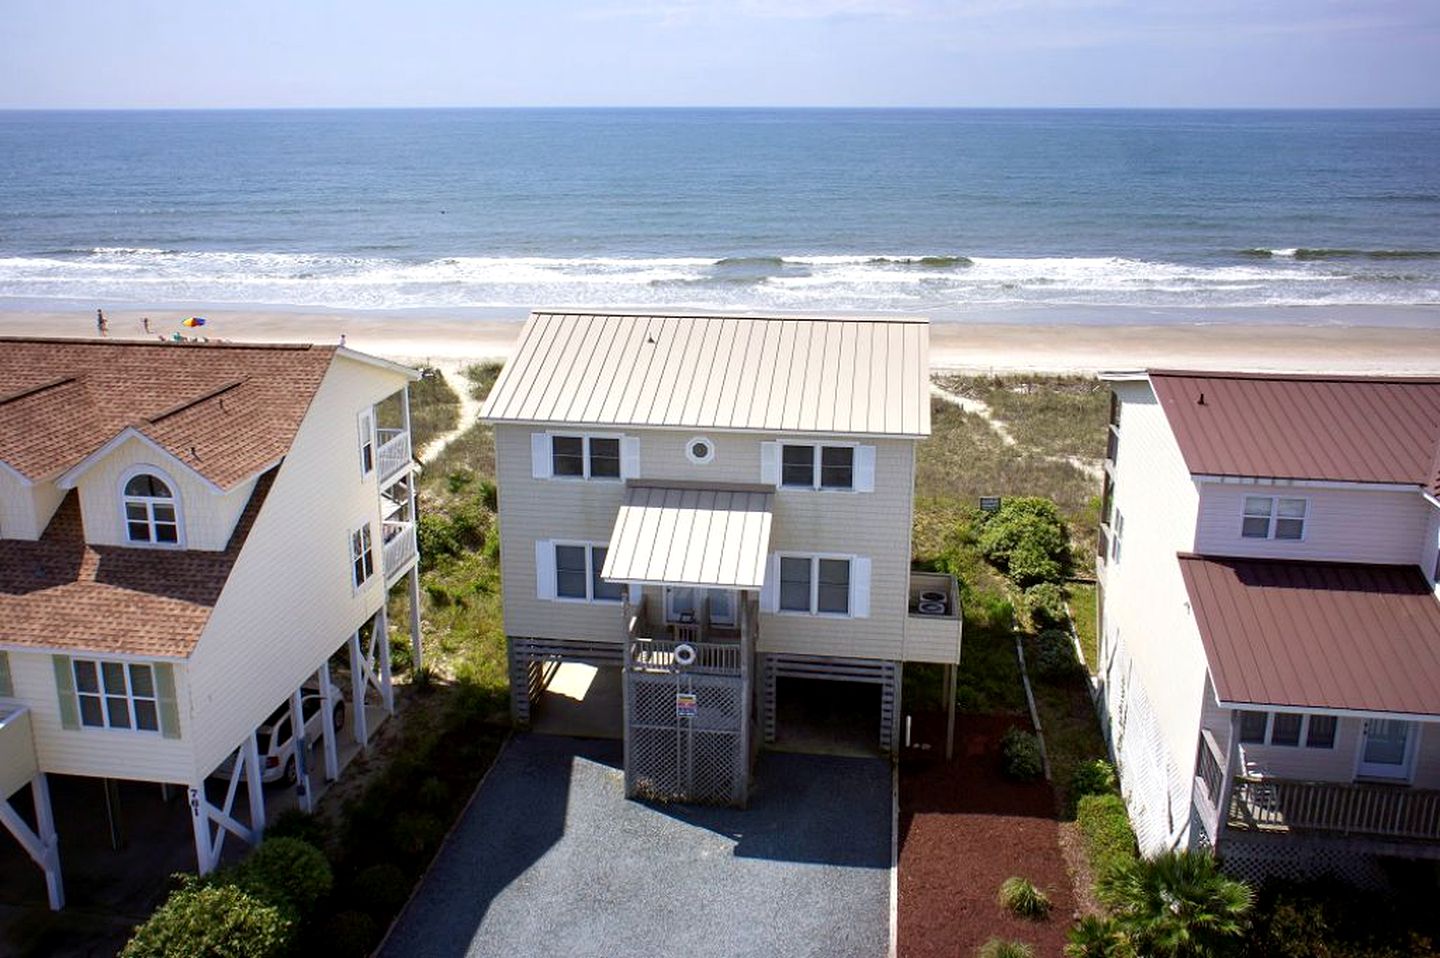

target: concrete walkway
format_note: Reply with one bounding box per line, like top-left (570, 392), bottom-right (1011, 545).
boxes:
top-left (380, 735), bottom-right (891, 958)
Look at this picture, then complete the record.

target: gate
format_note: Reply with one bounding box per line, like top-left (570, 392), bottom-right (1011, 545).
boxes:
top-left (624, 638), bottom-right (749, 807)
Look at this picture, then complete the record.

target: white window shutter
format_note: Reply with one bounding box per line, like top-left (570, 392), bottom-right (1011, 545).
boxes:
top-left (535, 539), bottom-right (556, 600)
top-left (628, 583), bottom-right (643, 604)
top-left (854, 445), bottom-right (876, 492)
top-left (849, 556), bottom-right (871, 618)
top-left (760, 442), bottom-right (780, 486)
top-left (531, 433), bottom-right (552, 479)
top-left (621, 436), bottom-right (641, 479)
top-left (760, 553), bottom-right (780, 612)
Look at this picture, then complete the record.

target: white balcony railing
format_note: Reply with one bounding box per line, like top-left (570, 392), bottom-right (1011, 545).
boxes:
top-left (377, 428), bottom-right (411, 482)
top-left (382, 519), bottom-right (417, 583)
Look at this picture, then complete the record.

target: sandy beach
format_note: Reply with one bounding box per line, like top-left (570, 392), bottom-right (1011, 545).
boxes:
top-left (4, 305), bottom-right (1440, 376)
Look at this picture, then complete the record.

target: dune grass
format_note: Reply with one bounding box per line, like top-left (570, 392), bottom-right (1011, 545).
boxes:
top-left (934, 374), bottom-right (1110, 461)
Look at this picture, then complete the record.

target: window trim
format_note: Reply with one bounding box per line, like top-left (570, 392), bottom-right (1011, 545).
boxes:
top-left (358, 409), bottom-right (376, 479)
top-left (350, 521), bottom-right (376, 591)
top-left (552, 540), bottom-right (623, 604)
top-left (685, 436), bottom-right (715, 466)
top-left (1241, 495), bottom-right (1309, 542)
top-left (774, 552), bottom-right (855, 618)
top-left (548, 432), bottom-right (625, 481)
top-left (778, 441), bottom-right (858, 492)
top-left (73, 658), bottom-right (161, 734)
top-left (118, 465), bottom-right (185, 549)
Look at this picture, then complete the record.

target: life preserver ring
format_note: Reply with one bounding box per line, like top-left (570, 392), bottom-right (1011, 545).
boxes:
top-left (673, 643), bottom-right (697, 666)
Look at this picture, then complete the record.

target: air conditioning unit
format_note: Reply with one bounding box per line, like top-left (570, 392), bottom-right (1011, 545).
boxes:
top-left (917, 590), bottom-right (948, 616)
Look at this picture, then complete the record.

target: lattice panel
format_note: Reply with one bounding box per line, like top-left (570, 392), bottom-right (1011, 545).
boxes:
top-left (626, 671), bottom-right (746, 806)
top-left (1220, 837), bottom-right (1391, 889)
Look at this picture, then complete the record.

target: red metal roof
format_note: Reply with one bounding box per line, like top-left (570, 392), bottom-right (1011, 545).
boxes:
top-left (1178, 554), bottom-right (1440, 717)
top-left (1149, 371), bottom-right (1440, 490)
top-left (0, 338), bottom-right (335, 489)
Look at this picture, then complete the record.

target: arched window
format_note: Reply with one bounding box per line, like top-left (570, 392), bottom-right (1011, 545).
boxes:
top-left (123, 473), bottom-right (180, 544)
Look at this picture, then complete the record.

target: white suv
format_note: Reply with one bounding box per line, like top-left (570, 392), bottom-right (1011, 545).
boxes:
top-left (214, 682), bottom-right (346, 785)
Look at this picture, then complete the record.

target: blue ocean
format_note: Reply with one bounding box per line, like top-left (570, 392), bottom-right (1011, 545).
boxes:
top-left (0, 109), bottom-right (1438, 317)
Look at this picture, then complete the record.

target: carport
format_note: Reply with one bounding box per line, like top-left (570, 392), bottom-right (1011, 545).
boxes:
top-left (380, 734), bottom-right (892, 958)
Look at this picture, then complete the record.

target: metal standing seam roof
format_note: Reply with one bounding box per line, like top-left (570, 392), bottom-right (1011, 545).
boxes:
top-left (602, 484), bottom-right (774, 590)
top-left (0, 338), bottom-right (338, 490)
top-left (1149, 370), bottom-right (1440, 490)
top-left (480, 311), bottom-right (932, 437)
top-left (1178, 554), bottom-right (1440, 717)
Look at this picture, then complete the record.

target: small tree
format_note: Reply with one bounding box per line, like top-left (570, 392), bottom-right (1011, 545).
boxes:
top-left (231, 836), bottom-right (333, 916)
top-left (1099, 850), bottom-right (1253, 958)
top-left (978, 497), bottom-right (1071, 587)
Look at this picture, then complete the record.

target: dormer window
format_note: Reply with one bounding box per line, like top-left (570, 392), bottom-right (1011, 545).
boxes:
top-left (123, 472), bottom-right (180, 545)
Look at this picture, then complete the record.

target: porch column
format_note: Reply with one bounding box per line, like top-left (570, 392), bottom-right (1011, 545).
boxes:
top-left (944, 663), bottom-right (957, 761)
top-left (407, 565), bottom-right (423, 671)
top-left (348, 630), bottom-right (369, 749)
top-left (318, 661), bottom-right (339, 782)
top-left (1215, 710), bottom-right (1242, 850)
top-left (242, 732), bottom-right (265, 841)
top-left (289, 688), bottom-right (313, 814)
top-left (376, 607), bottom-right (394, 714)
top-left (188, 782), bottom-right (215, 875)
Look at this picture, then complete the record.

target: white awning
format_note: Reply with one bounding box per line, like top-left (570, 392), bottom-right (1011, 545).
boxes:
top-left (602, 484), bottom-right (773, 590)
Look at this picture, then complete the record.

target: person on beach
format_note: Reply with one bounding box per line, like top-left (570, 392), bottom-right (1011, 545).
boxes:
top-left (96, 309), bottom-right (107, 336)
top-left (141, 316), bottom-right (150, 334)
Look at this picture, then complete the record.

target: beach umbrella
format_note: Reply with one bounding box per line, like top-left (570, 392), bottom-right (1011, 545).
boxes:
top-left (182, 316), bottom-right (207, 328)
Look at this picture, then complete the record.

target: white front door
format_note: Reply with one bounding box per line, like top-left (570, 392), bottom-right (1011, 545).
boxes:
top-left (1357, 719), bottom-right (1416, 780)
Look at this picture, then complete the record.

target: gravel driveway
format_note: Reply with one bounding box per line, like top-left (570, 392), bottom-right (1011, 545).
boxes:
top-left (380, 734), bottom-right (891, 958)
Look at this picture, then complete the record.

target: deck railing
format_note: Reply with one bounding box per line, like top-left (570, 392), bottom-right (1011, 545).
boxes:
top-left (382, 519), bottom-right (417, 582)
top-left (1229, 776), bottom-right (1440, 842)
top-left (629, 636), bottom-right (742, 675)
top-left (377, 428), bottom-right (411, 481)
top-left (1197, 729), bottom-right (1225, 808)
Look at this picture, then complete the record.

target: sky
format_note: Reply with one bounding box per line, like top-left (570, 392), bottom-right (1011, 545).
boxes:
top-left (2, 0), bottom-right (1437, 109)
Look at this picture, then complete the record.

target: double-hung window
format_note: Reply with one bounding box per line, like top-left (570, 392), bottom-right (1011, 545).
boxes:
top-left (778, 555), bottom-right (852, 615)
top-left (1236, 710), bottom-right (1335, 748)
top-left (1242, 496), bottom-right (1307, 540)
top-left (550, 435), bottom-right (621, 479)
top-left (351, 523), bottom-right (375, 588)
top-left (74, 659), bottom-right (159, 732)
top-left (553, 543), bottom-right (624, 603)
top-left (781, 444), bottom-right (854, 490)
top-left (358, 410), bottom-right (375, 478)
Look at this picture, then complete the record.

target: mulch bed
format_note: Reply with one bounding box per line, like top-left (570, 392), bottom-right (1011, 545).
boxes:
top-left (899, 712), bottom-right (1077, 958)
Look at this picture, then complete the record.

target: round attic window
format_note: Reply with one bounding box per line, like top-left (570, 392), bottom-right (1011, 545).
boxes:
top-left (686, 437), bottom-right (715, 465)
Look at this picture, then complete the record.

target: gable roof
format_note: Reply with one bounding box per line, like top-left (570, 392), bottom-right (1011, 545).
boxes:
top-left (1148, 370), bottom-right (1440, 490)
top-left (1179, 554), bottom-right (1440, 718)
top-left (0, 338), bottom-right (336, 489)
top-left (0, 474), bottom-right (273, 658)
top-left (481, 311), bottom-right (931, 437)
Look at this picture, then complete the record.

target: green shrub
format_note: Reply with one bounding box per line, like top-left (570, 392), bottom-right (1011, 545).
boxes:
top-left (1077, 793), bottom-right (1138, 881)
top-left (977, 939), bottom-right (1035, 958)
top-left (264, 808), bottom-right (331, 850)
top-left (232, 836), bottom-right (333, 915)
top-left (1070, 759), bottom-right (1118, 798)
top-left (416, 775), bottom-right (450, 810)
top-left (1065, 915), bottom-right (1136, 958)
top-left (1242, 879), bottom-right (1440, 958)
top-left (315, 909), bottom-right (379, 958)
top-left (1002, 726), bottom-right (1044, 780)
top-left (446, 469), bottom-right (474, 493)
top-left (1030, 629), bottom-right (1079, 680)
top-left (1099, 850), bottom-right (1252, 958)
top-left (979, 497), bottom-right (1071, 586)
top-left (998, 876), bottom-right (1052, 919)
top-left (351, 863), bottom-right (412, 916)
top-left (479, 478), bottom-right (498, 512)
top-left (1025, 582), bottom-right (1069, 629)
top-left (122, 878), bottom-right (292, 958)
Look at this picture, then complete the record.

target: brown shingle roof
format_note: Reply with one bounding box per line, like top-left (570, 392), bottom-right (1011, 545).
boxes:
top-left (1149, 371), bottom-right (1440, 490)
top-left (1179, 554), bottom-right (1440, 717)
top-left (0, 473), bottom-right (273, 658)
top-left (0, 338), bottom-right (335, 489)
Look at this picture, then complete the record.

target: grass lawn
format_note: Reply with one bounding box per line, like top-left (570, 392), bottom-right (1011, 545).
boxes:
top-left (1068, 583), bottom-right (1098, 673)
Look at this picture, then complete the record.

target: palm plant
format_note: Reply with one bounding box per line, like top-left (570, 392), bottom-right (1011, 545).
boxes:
top-left (1064, 915), bottom-right (1135, 958)
top-left (1097, 850), bottom-right (1253, 957)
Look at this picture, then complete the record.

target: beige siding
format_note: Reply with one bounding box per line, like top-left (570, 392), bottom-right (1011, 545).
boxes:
top-left (0, 472), bottom-right (65, 541)
top-left (1098, 381), bottom-right (1209, 848)
top-left (185, 356), bottom-right (410, 781)
top-left (1194, 482), bottom-right (1431, 566)
top-left (73, 436), bottom-right (258, 552)
top-left (495, 424), bottom-right (918, 661)
top-left (5, 648), bottom-right (194, 783)
top-left (0, 705), bottom-right (39, 798)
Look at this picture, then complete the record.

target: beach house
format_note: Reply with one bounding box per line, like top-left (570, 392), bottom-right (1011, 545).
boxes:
top-left (480, 311), bottom-right (961, 805)
top-left (0, 338), bottom-right (421, 908)
top-left (1096, 370), bottom-right (1440, 881)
